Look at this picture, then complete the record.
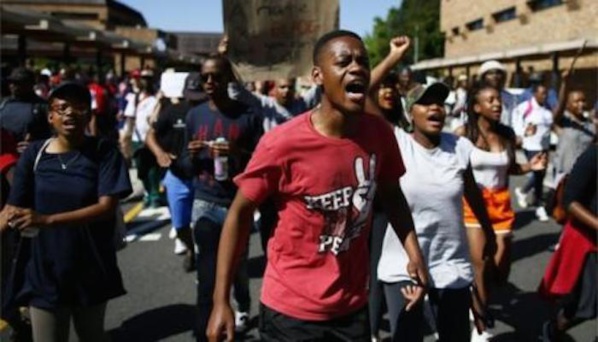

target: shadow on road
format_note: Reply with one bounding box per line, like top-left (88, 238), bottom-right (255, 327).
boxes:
top-left (490, 283), bottom-right (577, 341)
top-left (109, 303), bottom-right (196, 341)
top-left (511, 231), bottom-right (560, 263)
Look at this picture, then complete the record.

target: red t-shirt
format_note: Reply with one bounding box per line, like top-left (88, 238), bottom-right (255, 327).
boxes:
top-left (234, 112), bottom-right (405, 320)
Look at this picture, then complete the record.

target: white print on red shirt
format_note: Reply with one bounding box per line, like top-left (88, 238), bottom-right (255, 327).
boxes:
top-left (304, 154), bottom-right (378, 256)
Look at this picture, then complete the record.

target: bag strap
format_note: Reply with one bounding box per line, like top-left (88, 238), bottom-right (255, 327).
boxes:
top-left (33, 139), bottom-right (53, 172)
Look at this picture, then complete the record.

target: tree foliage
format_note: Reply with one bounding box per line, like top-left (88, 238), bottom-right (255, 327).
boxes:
top-left (364, 0), bottom-right (444, 67)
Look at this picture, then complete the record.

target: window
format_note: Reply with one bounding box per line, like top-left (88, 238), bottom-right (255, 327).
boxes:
top-left (493, 7), bottom-right (517, 23)
top-left (466, 19), bottom-right (484, 31)
top-left (528, 0), bottom-right (563, 11)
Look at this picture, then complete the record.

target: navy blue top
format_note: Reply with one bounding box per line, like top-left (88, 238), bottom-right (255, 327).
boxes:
top-left (7, 137), bottom-right (132, 309)
top-left (0, 95), bottom-right (51, 142)
top-left (181, 102), bottom-right (263, 206)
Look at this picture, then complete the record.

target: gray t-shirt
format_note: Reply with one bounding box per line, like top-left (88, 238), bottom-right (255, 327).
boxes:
top-left (378, 128), bottom-right (474, 289)
top-left (554, 112), bottom-right (596, 174)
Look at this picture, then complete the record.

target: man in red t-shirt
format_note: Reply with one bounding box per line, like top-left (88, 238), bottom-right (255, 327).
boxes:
top-left (207, 30), bottom-right (428, 342)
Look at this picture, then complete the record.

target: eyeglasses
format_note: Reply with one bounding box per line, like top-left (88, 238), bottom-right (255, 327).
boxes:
top-left (50, 104), bottom-right (90, 117)
top-left (200, 72), bottom-right (225, 82)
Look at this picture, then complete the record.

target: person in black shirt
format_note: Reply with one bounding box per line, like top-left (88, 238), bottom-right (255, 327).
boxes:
top-left (0, 68), bottom-right (52, 153)
top-left (146, 72), bottom-right (207, 272)
top-left (180, 55), bottom-right (263, 341)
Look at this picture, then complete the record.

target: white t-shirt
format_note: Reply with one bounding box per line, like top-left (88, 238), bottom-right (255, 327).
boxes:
top-left (512, 98), bottom-right (553, 151)
top-left (377, 128), bottom-right (474, 289)
top-left (124, 93), bottom-right (157, 143)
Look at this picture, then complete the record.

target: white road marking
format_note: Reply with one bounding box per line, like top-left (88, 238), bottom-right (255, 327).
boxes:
top-left (138, 233), bottom-right (162, 241)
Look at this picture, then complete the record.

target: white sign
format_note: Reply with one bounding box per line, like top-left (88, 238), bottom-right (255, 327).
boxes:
top-left (160, 72), bottom-right (189, 98)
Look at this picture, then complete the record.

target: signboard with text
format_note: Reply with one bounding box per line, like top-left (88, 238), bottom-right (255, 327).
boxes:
top-left (223, 0), bottom-right (339, 81)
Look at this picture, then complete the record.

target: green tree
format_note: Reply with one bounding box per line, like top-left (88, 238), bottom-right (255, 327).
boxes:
top-left (364, 0), bottom-right (444, 67)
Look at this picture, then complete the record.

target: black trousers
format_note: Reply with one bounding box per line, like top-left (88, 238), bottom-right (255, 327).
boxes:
top-left (194, 217), bottom-right (251, 342)
top-left (259, 304), bottom-right (370, 342)
top-left (384, 281), bottom-right (471, 342)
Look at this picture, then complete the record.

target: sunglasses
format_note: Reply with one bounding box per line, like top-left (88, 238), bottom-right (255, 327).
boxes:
top-left (200, 72), bottom-right (225, 82)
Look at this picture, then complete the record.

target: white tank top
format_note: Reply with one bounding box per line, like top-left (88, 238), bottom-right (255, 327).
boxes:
top-left (470, 147), bottom-right (509, 189)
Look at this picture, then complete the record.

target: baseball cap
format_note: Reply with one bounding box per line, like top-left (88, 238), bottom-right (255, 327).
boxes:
top-left (405, 82), bottom-right (450, 111)
top-left (48, 82), bottom-right (92, 108)
top-left (457, 74), bottom-right (468, 82)
top-left (479, 60), bottom-right (506, 76)
top-left (183, 72), bottom-right (205, 101)
top-left (6, 67), bottom-right (35, 84)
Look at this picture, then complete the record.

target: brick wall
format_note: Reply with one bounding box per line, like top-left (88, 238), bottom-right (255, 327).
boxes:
top-left (441, 0), bottom-right (598, 58)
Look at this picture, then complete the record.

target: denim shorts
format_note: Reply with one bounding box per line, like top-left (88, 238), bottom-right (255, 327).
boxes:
top-left (191, 198), bottom-right (228, 227)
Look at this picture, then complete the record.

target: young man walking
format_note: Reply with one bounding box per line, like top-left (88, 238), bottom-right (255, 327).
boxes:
top-left (207, 30), bottom-right (428, 342)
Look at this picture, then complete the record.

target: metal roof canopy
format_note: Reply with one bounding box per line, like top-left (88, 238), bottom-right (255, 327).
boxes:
top-left (412, 38), bottom-right (598, 70)
top-left (1, 5), bottom-right (152, 55)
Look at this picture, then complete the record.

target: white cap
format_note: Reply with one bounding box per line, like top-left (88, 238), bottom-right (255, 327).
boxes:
top-left (40, 68), bottom-right (52, 77)
top-left (457, 74), bottom-right (467, 82)
top-left (479, 60), bottom-right (506, 76)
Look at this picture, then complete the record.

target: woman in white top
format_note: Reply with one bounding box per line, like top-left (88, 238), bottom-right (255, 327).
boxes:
top-left (376, 81), bottom-right (495, 342)
top-left (456, 84), bottom-right (546, 340)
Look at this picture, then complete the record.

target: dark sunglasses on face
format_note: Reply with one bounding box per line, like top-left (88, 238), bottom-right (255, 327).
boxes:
top-left (200, 72), bottom-right (225, 82)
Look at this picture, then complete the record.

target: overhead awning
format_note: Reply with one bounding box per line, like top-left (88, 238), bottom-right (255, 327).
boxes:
top-left (412, 38), bottom-right (598, 70)
top-left (1, 5), bottom-right (153, 55)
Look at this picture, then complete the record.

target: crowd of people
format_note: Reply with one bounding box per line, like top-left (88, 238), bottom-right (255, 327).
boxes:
top-left (0, 29), bottom-right (596, 342)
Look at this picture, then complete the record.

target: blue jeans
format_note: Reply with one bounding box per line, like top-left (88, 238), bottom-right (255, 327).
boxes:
top-left (191, 199), bottom-right (251, 341)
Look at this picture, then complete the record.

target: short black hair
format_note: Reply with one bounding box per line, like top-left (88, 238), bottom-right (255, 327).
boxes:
top-left (48, 82), bottom-right (91, 108)
top-left (312, 30), bottom-right (363, 66)
top-left (204, 53), bottom-right (235, 79)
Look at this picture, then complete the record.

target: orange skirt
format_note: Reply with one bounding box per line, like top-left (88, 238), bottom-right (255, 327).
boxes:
top-left (463, 187), bottom-right (515, 234)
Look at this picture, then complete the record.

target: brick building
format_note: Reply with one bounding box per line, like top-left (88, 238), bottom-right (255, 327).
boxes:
top-left (413, 0), bottom-right (597, 102)
top-left (0, 0), bottom-right (186, 73)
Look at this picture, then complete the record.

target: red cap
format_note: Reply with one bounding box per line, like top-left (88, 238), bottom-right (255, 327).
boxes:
top-left (130, 69), bottom-right (141, 79)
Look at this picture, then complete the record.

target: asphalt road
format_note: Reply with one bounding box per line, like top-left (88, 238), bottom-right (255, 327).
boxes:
top-left (103, 174), bottom-right (596, 342)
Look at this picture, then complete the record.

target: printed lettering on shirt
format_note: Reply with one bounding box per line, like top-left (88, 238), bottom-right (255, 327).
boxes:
top-left (194, 119), bottom-right (241, 142)
top-left (306, 154), bottom-right (378, 256)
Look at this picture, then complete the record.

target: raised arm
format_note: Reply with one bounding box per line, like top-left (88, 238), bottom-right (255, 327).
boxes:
top-left (370, 36), bottom-right (411, 92)
top-left (552, 70), bottom-right (571, 130)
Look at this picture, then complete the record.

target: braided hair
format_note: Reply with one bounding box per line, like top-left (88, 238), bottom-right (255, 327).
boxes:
top-left (465, 83), bottom-right (517, 170)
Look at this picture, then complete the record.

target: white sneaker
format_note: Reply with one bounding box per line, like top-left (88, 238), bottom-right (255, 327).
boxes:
top-left (514, 187), bottom-right (528, 208)
top-left (174, 238), bottom-right (187, 255)
top-left (471, 329), bottom-right (494, 342)
top-left (536, 206), bottom-right (550, 222)
top-left (235, 311), bottom-right (249, 333)
top-left (371, 335), bottom-right (380, 342)
top-left (169, 227), bottom-right (176, 239)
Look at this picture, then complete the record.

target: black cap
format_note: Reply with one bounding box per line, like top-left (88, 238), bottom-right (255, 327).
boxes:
top-left (48, 82), bottom-right (92, 108)
top-left (6, 67), bottom-right (35, 84)
top-left (183, 72), bottom-right (205, 101)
